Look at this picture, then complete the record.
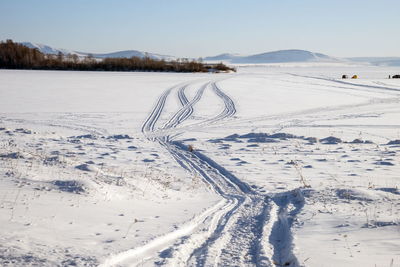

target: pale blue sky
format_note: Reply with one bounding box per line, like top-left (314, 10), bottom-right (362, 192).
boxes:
top-left (1, 0), bottom-right (399, 57)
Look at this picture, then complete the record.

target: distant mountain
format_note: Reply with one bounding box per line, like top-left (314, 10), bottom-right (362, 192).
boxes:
top-left (18, 42), bottom-right (400, 66)
top-left (86, 50), bottom-right (175, 61)
top-left (239, 50), bottom-right (338, 63)
top-left (20, 42), bottom-right (175, 61)
top-left (203, 53), bottom-right (241, 61)
top-left (21, 42), bottom-right (83, 56)
top-left (204, 49), bottom-right (341, 64)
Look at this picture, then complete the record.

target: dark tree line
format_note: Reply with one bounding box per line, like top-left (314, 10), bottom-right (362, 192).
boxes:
top-left (0, 40), bottom-right (235, 73)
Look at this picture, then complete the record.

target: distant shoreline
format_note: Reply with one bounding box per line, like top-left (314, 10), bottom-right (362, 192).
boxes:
top-left (0, 40), bottom-right (235, 73)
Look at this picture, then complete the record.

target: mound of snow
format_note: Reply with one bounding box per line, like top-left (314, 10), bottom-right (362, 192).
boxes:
top-left (0, 152), bottom-right (24, 159)
top-left (375, 161), bottom-right (394, 166)
top-left (319, 136), bottom-right (342, 144)
top-left (349, 139), bottom-right (373, 144)
top-left (387, 139), bottom-right (400, 145)
top-left (75, 163), bottom-right (93, 172)
top-left (106, 134), bottom-right (133, 140)
top-left (238, 133), bottom-right (269, 139)
top-left (375, 187), bottom-right (400, 195)
top-left (268, 133), bottom-right (298, 139)
top-left (52, 180), bottom-right (86, 194)
top-left (71, 134), bottom-right (97, 140)
top-left (247, 137), bottom-right (279, 143)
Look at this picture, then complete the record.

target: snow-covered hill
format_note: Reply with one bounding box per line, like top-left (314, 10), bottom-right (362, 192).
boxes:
top-left (20, 43), bottom-right (338, 63)
top-left (204, 49), bottom-right (341, 64)
top-left (203, 53), bottom-right (241, 61)
top-left (21, 42), bottom-right (84, 57)
top-left (20, 42), bottom-right (175, 60)
top-left (86, 50), bottom-right (175, 61)
top-left (204, 50), bottom-right (400, 66)
top-left (18, 42), bottom-right (400, 66)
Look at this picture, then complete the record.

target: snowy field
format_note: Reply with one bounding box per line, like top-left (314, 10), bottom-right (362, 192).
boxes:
top-left (0, 65), bottom-right (399, 267)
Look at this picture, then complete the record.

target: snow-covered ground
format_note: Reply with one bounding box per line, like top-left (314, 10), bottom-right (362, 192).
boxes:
top-left (0, 64), bottom-right (399, 266)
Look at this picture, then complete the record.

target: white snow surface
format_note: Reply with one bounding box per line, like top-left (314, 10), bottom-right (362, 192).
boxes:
top-left (0, 64), bottom-right (400, 267)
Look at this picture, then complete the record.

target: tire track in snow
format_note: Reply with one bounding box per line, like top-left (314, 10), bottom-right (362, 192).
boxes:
top-left (209, 82), bottom-right (237, 122)
top-left (160, 82), bottom-right (208, 141)
top-left (179, 81), bottom-right (237, 128)
top-left (152, 80), bottom-right (276, 266)
top-left (141, 86), bottom-right (173, 139)
top-left (100, 198), bottom-right (229, 267)
top-left (141, 79), bottom-right (208, 139)
top-left (145, 81), bottom-right (238, 139)
top-left (103, 78), bottom-right (302, 266)
top-left (149, 140), bottom-right (273, 267)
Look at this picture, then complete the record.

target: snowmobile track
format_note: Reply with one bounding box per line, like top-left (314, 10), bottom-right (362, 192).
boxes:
top-left (104, 79), bottom-right (302, 267)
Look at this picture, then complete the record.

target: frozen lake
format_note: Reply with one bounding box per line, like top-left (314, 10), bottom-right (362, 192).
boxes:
top-left (0, 64), bottom-right (399, 266)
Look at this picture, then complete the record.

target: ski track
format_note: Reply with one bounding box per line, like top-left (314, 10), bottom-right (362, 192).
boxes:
top-left (102, 79), bottom-right (303, 267)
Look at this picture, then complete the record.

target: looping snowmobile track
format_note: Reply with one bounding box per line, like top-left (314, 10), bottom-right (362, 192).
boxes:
top-left (102, 79), bottom-right (303, 267)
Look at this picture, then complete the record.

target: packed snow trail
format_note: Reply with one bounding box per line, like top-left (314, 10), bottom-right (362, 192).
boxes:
top-left (102, 79), bottom-right (303, 267)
